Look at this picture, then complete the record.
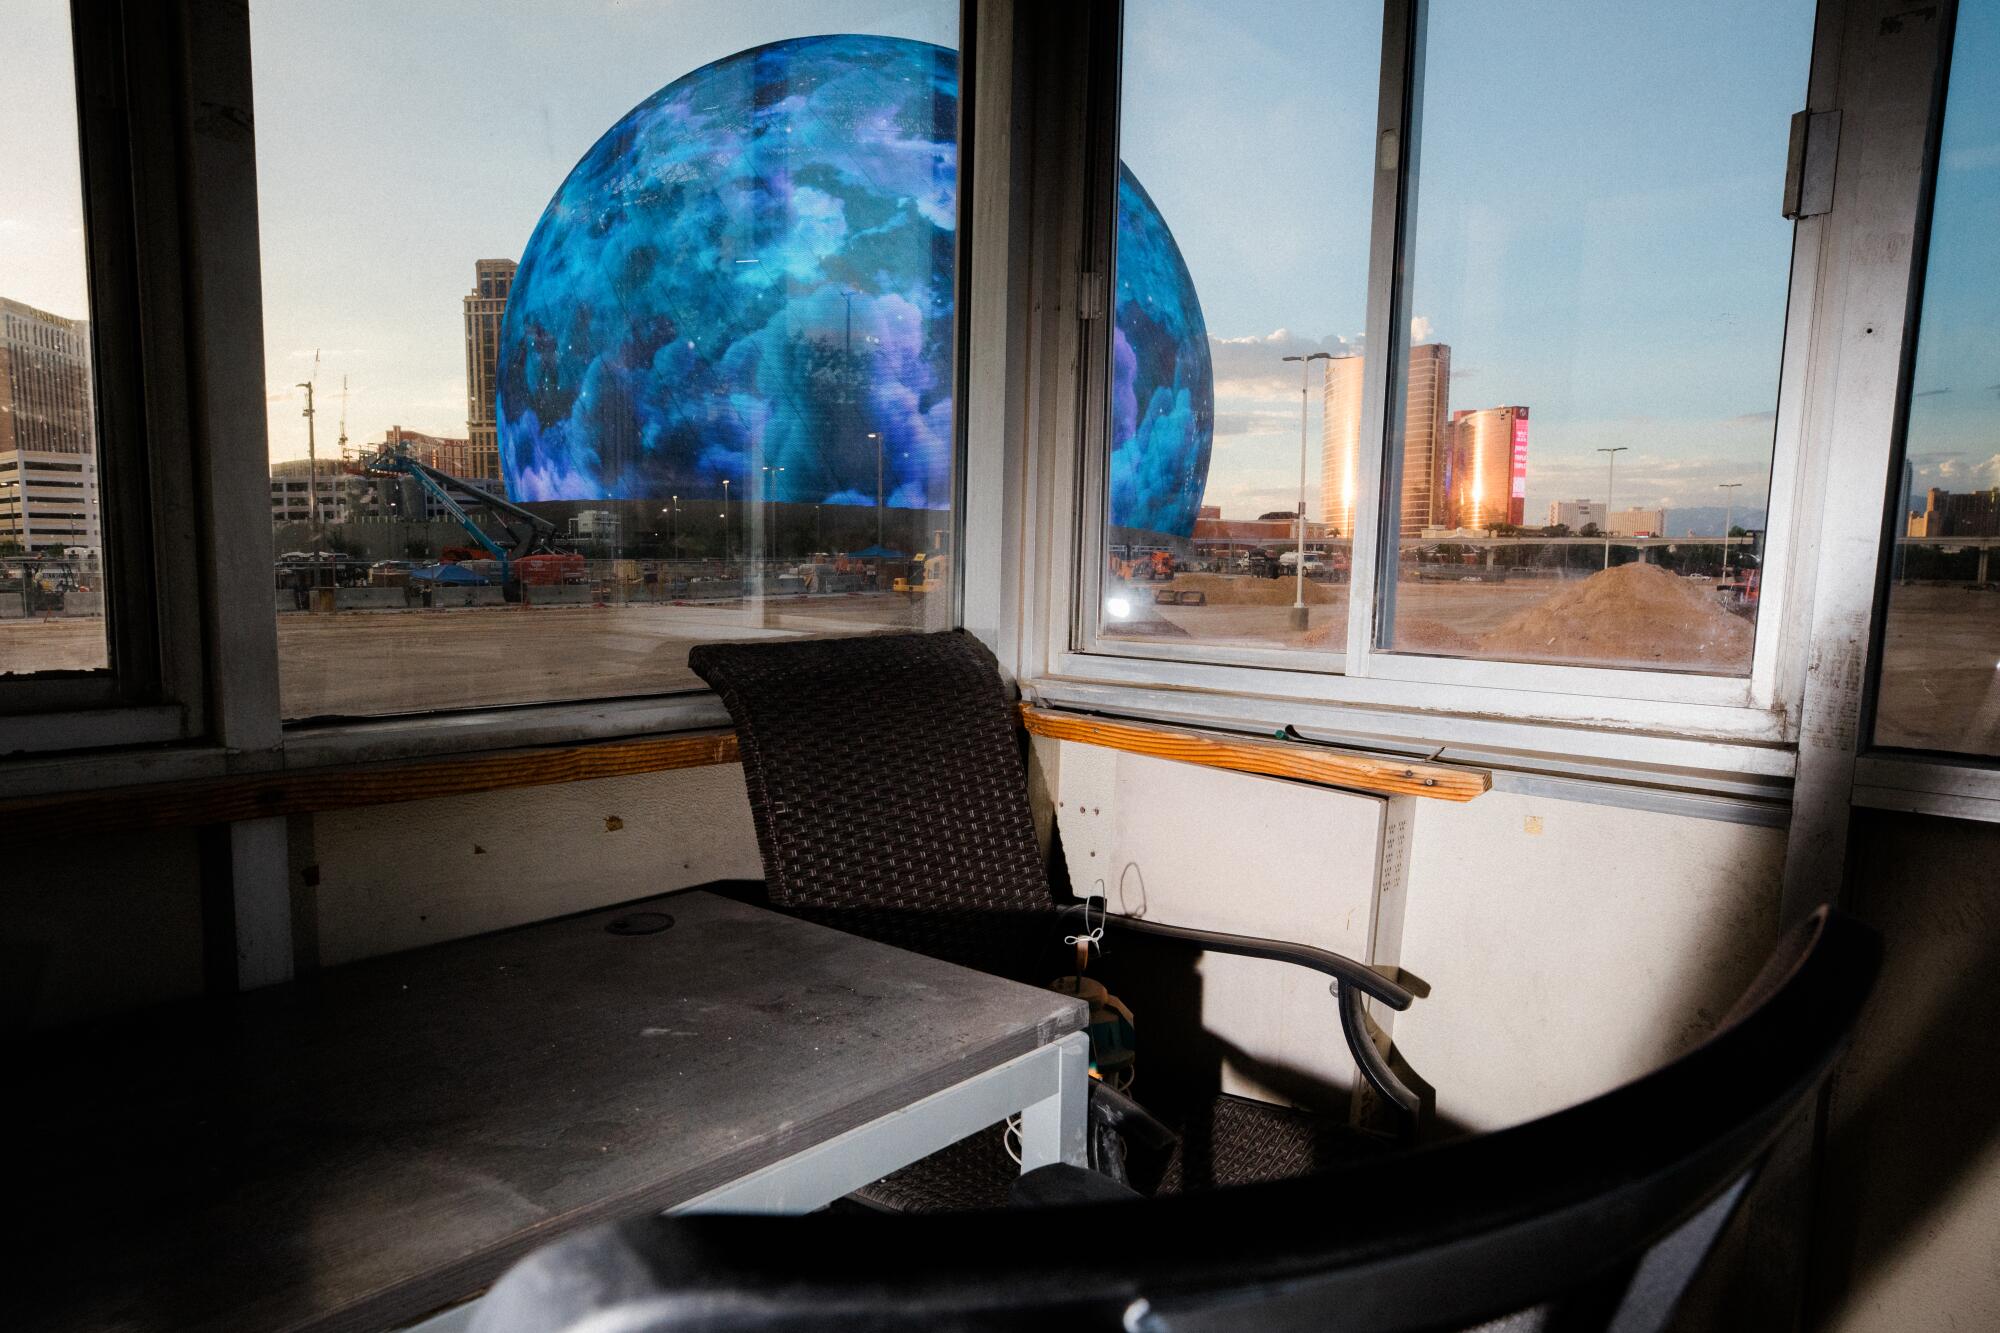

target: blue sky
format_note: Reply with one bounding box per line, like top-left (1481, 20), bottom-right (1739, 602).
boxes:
top-left (1904, 0), bottom-right (2000, 508)
top-left (1121, 0), bottom-right (1814, 527)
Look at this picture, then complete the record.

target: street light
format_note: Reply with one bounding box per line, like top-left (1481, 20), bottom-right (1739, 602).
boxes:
top-left (1281, 352), bottom-right (1334, 630)
top-left (1596, 446), bottom-right (1629, 570)
top-left (721, 478), bottom-right (731, 568)
top-left (762, 464), bottom-right (785, 562)
top-left (867, 432), bottom-right (883, 545)
top-left (1718, 481), bottom-right (1744, 581)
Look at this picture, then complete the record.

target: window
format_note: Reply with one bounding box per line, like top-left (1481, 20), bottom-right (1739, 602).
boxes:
top-left (1095, 0), bottom-right (1381, 656)
top-left (0, 0), bottom-right (109, 678)
top-left (1873, 1), bottom-right (2000, 758)
top-left (251, 1), bottom-right (962, 721)
top-left (1086, 0), bottom-right (1815, 689)
top-left (1377, 1), bottom-right (1810, 674)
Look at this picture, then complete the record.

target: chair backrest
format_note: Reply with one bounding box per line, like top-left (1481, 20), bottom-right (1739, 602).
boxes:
top-left (472, 907), bottom-right (1878, 1333)
top-left (689, 631), bottom-right (1053, 975)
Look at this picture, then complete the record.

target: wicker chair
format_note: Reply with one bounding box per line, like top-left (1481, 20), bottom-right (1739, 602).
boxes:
top-left (689, 629), bottom-right (1421, 1209)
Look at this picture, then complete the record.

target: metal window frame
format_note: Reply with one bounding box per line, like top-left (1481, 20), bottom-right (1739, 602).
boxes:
top-left (3, 0), bottom-right (1015, 773)
top-left (1030, 0), bottom-right (1843, 769)
top-left (1835, 0), bottom-right (2000, 828)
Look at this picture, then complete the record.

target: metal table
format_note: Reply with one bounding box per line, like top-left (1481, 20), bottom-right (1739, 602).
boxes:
top-left (15, 890), bottom-right (1089, 1333)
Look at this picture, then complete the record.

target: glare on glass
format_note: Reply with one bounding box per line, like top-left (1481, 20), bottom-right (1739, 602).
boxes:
top-left (251, 1), bottom-right (960, 720)
top-left (1873, 1), bottom-right (2000, 756)
top-left (0, 0), bottom-right (110, 678)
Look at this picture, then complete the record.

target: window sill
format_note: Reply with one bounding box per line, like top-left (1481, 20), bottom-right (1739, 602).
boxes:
top-left (1852, 754), bottom-right (2000, 825)
top-left (1025, 674), bottom-right (1797, 804)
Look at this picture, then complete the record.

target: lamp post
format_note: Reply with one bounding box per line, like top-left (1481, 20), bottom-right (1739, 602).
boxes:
top-left (1281, 351), bottom-right (1333, 630)
top-left (1596, 446), bottom-right (1628, 570)
top-left (663, 495), bottom-right (678, 558)
top-left (762, 464), bottom-right (785, 563)
top-left (721, 478), bottom-right (731, 568)
top-left (867, 432), bottom-right (883, 546)
top-left (1718, 481), bottom-right (1744, 581)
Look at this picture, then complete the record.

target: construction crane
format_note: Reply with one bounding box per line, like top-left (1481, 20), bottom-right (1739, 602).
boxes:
top-left (361, 448), bottom-right (559, 598)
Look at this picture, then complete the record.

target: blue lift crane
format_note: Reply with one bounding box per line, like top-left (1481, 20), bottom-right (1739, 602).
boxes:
top-left (362, 449), bottom-right (558, 598)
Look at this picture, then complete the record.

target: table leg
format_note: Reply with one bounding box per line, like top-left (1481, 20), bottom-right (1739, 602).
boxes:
top-left (1016, 1029), bottom-right (1091, 1171)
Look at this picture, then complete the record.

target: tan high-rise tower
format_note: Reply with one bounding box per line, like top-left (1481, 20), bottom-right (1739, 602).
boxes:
top-left (463, 259), bottom-right (515, 484)
top-left (1320, 342), bottom-right (1451, 539)
top-left (1449, 405), bottom-right (1530, 529)
top-left (0, 297), bottom-right (102, 555)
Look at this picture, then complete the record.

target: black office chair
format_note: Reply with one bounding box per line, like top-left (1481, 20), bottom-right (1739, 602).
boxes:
top-left (687, 630), bottom-right (1421, 1207)
top-left (470, 903), bottom-right (1878, 1332)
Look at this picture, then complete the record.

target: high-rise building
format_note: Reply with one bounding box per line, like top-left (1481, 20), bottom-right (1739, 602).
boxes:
top-left (0, 297), bottom-right (102, 555)
top-left (1320, 342), bottom-right (1452, 538)
top-left (463, 259), bottom-right (515, 486)
top-left (1449, 405), bottom-right (1529, 529)
top-left (1548, 499), bottom-right (1606, 531)
top-left (1609, 507), bottom-right (1667, 537)
top-left (1907, 486), bottom-right (2000, 537)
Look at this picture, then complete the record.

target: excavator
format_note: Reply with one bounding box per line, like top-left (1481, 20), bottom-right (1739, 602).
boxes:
top-left (360, 448), bottom-right (566, 600)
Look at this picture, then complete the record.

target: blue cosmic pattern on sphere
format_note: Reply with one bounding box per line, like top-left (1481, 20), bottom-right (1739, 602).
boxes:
top-left (497, 33), bottom-right (1211, 538)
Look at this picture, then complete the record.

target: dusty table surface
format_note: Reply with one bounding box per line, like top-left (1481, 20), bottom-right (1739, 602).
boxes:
top-left (13, 889), bottom-right (1085, 1333)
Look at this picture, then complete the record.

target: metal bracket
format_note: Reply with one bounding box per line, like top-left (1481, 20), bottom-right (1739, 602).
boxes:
top-left (1782, 109), bottom-right (1842, 219)
top-left (1079, 270), bottom-right (1109, 321)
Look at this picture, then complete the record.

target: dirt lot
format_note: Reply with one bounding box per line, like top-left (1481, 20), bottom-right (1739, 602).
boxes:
top-left (3, 580), bottom-right (1992, 752)
top-left (0, 593), bottom-right (942, 719)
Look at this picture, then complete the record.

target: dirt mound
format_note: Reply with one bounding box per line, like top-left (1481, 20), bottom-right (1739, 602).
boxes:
top-left (1477, 562), bottom-right (1752, 670)
top-left (1166, 573), bottom-right (1343, 606)
top-left (1391, 618), bottom-right (1481, 656)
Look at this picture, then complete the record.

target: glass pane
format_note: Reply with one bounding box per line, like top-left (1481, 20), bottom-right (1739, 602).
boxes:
top-left (1096, 0), bottom-right (1382, 653)
top-left (1377, 0), bottom-right (1812, 674)
top-left (0, 0), bottom-right (109, 677)
top-left (1875, 3), bottom-right (2000, 755)
top-left (251, 2), bottom-right (960, 720)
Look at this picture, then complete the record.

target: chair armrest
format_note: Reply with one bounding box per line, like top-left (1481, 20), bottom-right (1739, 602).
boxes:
top-left (1074, 907), bottom-right (1424, 1121)
top-left (1094, 913), bottom-right (1415, 1010)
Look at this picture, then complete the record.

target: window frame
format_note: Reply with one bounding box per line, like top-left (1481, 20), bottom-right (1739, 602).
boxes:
top-left (0, 0), bottom-right (196, 738)
top-left (1027, 0), bottom-right (1841, 767)
top-left (7, 0), bottom-right (1008, 772)
top-left (1848, 0), bottom-right (2000, 823)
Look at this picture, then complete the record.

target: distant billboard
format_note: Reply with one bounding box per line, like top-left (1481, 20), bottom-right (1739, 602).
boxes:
top-left (1508, 406), bottom-right (1529, 526)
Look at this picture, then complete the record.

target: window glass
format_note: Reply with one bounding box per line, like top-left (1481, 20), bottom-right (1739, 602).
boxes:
top-left (0, 0), bottom-right (109, 677)
top-left (1875, 2), bottom-right (2000, 755)
top-left (1377, 0), bottom-right (1812, 674)
top-left (1095, 0), bottom-right (1382, 653)
top-left (252, 1), bottom-right (959, 720)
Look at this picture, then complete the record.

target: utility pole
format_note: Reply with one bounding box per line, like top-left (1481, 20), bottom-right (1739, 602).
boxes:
top-left (1718, 481), bottom-right (1744, 581)
top-left (1597, 446), bottom-right (1628, 570)
top-left (1281, 352), bottom-right (1332, 630)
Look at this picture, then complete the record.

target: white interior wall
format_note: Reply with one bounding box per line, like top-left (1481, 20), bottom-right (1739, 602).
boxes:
top-left (1041, 734), bottom-right (1788, 1133)
top-left (304, 764), bottom-right (762, 966)
top-left (1041, 737), bottom-right (1392, 1108)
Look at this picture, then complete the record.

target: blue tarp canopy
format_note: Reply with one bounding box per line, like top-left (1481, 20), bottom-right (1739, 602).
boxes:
top-left (410, 563), bottom-right (489, 585)
top-left (847, 545), bottom-right (909, 560)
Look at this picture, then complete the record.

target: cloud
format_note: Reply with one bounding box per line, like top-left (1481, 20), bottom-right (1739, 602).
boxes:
top-left (1411, 315), bottom-right (1434, 342)
top-left (1912, 387), bottom-right (1953, 398)
top-left (1212, 409), bottom-right (1301, 438)
top-left (1207, 329), bottom-right (1363, 401)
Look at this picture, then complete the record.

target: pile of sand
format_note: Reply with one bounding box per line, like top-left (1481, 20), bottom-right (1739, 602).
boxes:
top-left (1393, 618), bottom-right (1482, 656)
top-left (1476, 562), bottom-right (1752, 670)
top-left (1166, 573), bottom-right (1343, 607)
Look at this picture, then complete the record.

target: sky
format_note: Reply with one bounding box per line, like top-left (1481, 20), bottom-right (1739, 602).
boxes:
top-left (1120, 0), bottom-right (1814, 529)
top-left (1903, 0), bottom-right (2000, 509)
top-left (5, 0), bottom-right (1991, 531)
